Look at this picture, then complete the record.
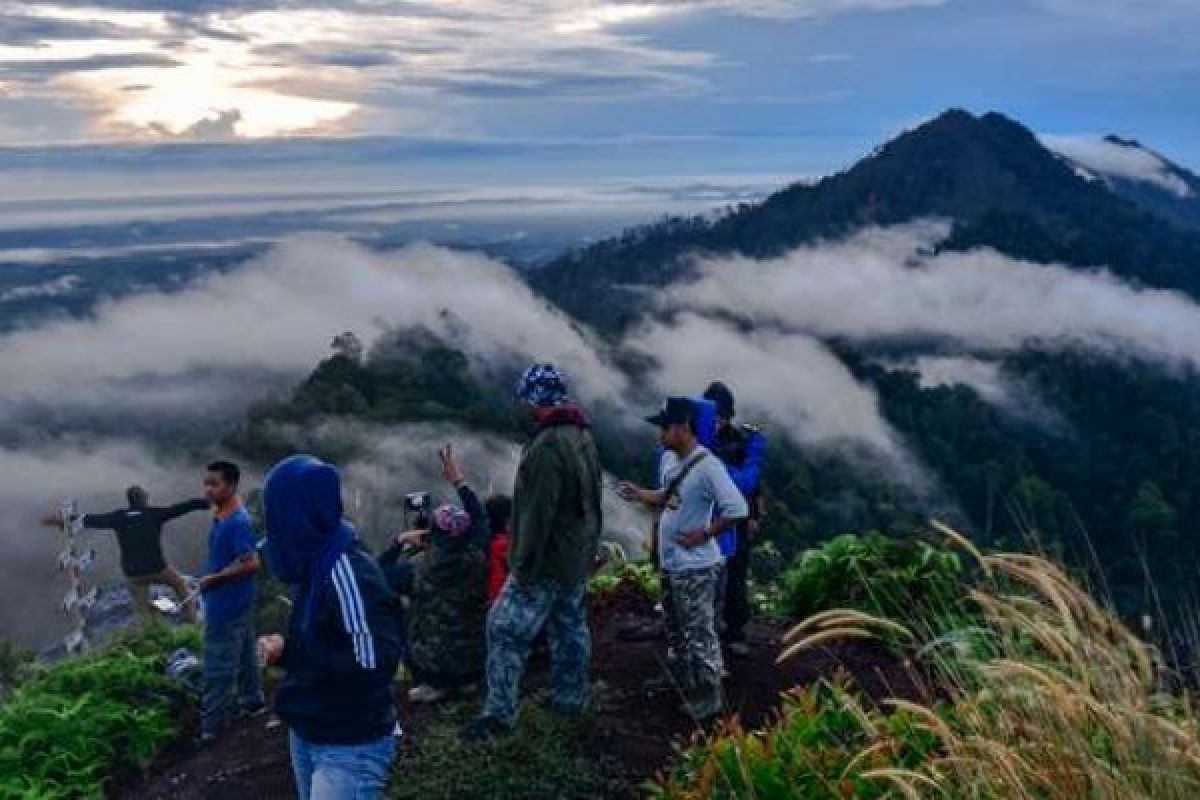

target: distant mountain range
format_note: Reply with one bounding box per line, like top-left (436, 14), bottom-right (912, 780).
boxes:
top-left (533, 109), bottom-right (1200, 333)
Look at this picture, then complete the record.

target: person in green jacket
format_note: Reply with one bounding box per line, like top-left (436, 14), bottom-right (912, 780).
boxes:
top-left (463, 363), bottom-right (603, 742)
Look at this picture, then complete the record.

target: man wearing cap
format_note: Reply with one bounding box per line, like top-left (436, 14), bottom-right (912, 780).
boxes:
top-left (618, 397), bottom-right (748, 722)
top-left (702, 382), bottom-right (767, 657)
top-left (463, 363), bottom-right (604, 741)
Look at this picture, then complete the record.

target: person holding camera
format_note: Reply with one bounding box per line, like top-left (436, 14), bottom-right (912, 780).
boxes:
top-left (463, 364), bottom-right (603, 742)
top-left (379, 444), bottom-right (490, 704)
top-left (257, 455), bottom-right (401, 800)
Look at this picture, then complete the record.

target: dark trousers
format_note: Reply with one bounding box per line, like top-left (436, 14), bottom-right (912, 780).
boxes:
top-left (722, 527), bottom-right (750, 643)
top-left (202, 608), bottom-right (264, 736)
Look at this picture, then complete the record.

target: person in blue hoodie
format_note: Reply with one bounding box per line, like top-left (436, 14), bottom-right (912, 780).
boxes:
top-left (257, 455), bottom-right (401, 800)
top-left (702, 382), bottom-right (767, 657)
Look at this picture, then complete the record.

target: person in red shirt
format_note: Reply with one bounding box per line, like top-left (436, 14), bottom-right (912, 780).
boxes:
top-left (484, 495), bottom-right (513, 607)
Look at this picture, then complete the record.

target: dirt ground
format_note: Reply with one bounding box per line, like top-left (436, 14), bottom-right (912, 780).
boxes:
top-left (123, 597), bottom-right (923, 800)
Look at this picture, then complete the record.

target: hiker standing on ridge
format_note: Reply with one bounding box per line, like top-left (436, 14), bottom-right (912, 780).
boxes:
top-left (618, 397), bottom-right (748, 722)
top-left (197, 460), bottom-right (265, 743)
top-left (42, 486), bottom-right (208, 624)
top-left (702, 381), bottom-right (766, 657)
top-left (258, 455), bottom-right (401, 800)
top-left (463, 363), bottom-right (604, 742)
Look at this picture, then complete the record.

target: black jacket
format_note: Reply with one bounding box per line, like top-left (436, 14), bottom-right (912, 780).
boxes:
top-left (83, 498), bottom-right (208, 577)
top-left (274, 544), bottom-right (401, 744)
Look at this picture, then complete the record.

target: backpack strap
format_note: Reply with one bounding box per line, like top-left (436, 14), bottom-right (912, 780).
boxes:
top-left (663, 450), bottom-right (708, 507)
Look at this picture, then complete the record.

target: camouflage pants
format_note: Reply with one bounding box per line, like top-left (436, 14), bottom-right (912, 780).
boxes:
top-left (662, 564), bottom-right (724, 720)
top-left (482, 577), bottom-right (590, 727)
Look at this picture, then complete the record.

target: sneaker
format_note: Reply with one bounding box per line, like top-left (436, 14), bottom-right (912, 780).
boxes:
top-left (727, 641), bottom-right (752, 658)
top-left (195, 731), bottom-right (219, 747)
top-left (237, 701), bottom-right (269, 719)
top-left (460, 715), bottom-right (511, 743)
top-left (407, 684), bottom-right (445, 704)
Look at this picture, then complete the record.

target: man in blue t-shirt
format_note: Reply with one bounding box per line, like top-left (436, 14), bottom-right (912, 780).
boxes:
top-left (197, 460), bottom-right (264, 742)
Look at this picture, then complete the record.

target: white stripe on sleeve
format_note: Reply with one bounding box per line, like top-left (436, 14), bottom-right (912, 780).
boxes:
top-left (331, 555), bottom-right (376, 669)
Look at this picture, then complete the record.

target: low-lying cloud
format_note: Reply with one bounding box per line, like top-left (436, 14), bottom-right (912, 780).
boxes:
top-left (625, 312), bottom-right (908, 462)
top-left (668, 222), bottom-right (1200, 371)
top-left (0, 234), bottom-right (627, 428)
top-left (1041, 134), bottom-right (1193, 198)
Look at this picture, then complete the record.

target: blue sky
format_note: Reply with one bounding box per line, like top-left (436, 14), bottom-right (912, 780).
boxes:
top-left (0, 0), bottom-right (1197, 177)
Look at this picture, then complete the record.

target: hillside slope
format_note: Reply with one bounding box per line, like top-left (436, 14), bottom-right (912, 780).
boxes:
top-left (533, 110), bottom-right (1200, 333)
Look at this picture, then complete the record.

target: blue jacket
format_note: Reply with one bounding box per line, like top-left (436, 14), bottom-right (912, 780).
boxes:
top-left (274, 543), bottom-right (401, 744)
top-left (711, 422), bottom-right (766, 557)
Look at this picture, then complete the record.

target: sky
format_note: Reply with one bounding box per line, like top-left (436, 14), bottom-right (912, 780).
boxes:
top-left (1, 0), bottom-right (1198, 179)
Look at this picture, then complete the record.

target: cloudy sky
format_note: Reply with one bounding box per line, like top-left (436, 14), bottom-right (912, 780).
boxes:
top-left (1, 0), bottom-right (1197, 173)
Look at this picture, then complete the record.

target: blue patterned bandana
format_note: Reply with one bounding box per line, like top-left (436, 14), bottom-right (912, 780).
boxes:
top-left (515, 363), bottom-right (570, 408)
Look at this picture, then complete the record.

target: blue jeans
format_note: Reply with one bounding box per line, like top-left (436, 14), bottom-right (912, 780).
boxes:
top-left (202, 608), bottom-right (264, 737)
top-left (289, 731), bottom-right (396, 800)
top-left (482, 578), bottom-right (590, 726)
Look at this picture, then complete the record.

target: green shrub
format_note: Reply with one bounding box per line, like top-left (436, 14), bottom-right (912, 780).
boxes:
top-left (651, 677), bottom-right (943, 800)
top-left (0, 639), bottom-right (33, 697)
top-left (0, 625), bottom-right (198, 799)
top-left (587, 560), bottom-right (661, 602)
top-left (779, 533), bottom-right (965, 625)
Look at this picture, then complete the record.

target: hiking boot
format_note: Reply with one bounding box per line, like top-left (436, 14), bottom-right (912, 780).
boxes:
top-left (407, 684), bottom-right (446, 704)
top-left (460, 715), bottom-right (511, 744)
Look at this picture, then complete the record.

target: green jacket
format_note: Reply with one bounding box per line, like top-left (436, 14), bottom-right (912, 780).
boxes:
top-left (510, 411), bottom-right (603, 587)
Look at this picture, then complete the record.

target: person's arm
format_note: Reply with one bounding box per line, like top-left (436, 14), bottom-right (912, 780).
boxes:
top-left (43, 509), bottom-right (117, 530)
top-left (379, 530), bottom-right (426, 566)
top-left (273, 564), bottom-right (401, 685)
top-left (199, 519), bottom-right (260, 591)
top-left (617, 482), bottom-right (666, 508)
top-left (677, 461), bottom-right (749, 549)
top-left (160, 497), bottom-right (209, 523)
top-left (199, 552), bottom-right (260, 591)
top-left (510, 443), bottom-right (563, 581)
top-left (725, 431), bottom-right (766, 496)
top-left (457, 483), bottom-right (491, 552)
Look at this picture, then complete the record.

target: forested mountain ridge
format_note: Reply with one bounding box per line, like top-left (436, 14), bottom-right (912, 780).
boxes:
top-left (532, 109), bottom-right (1200, 334)
top-left (232, 109), bottom-right (1200, 624)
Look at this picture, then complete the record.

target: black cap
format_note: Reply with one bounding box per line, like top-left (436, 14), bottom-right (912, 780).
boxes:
top-left (646, 397), bottom-right (695, 428)
top-left (703, 381), bottom-right (735, 420)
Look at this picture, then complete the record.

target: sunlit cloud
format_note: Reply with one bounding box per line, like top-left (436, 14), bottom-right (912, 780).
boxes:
top-left (0, 0), bottom-right (949, 142)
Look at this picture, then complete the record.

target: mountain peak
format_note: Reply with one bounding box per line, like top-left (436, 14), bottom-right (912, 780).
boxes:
top-left (533, 108), bottom-right (1200, 331)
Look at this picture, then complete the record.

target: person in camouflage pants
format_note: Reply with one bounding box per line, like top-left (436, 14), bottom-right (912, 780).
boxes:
top-left (463, 364), bottom-right (604, 742)
top-left (661, 564), bottom-right (724, 719)
top-left (618, 397), bottom-right (747, 723)
top-left (482, 580), bottom-right (590, 725)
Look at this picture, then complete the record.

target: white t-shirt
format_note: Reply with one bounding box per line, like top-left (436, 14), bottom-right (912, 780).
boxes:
top-left (657, 446), bottom-right (749, 574)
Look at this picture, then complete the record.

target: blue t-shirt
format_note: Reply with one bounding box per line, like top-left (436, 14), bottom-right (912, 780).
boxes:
top-left (203, 506), bottom-right (258, 625)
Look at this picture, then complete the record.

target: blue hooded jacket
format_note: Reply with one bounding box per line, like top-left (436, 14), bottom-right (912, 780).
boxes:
top-left (264, 455), bottom-right (401, 744)
top-left (264, 455), bottom-right (357, 640)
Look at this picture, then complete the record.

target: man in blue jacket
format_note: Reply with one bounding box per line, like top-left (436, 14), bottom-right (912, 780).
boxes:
top-left (258, 455), bottom-right (401, 800)
top-left (702, 382), bottom-right (766, 657)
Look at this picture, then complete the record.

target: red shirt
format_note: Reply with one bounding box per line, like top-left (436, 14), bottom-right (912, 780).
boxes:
top-left (487, 529), bottom-right (512, 606)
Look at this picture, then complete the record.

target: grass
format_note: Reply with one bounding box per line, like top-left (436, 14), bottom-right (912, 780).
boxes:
top-left (390, 702), bottom-right (627, 800)
top-left (656, 523), bottom-right (1200, 799)
top-left (0, 624), bottom-right (199, 800)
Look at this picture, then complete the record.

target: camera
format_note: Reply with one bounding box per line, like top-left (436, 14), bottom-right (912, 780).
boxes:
top-left (404, 491), bottom-right (432, 530)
